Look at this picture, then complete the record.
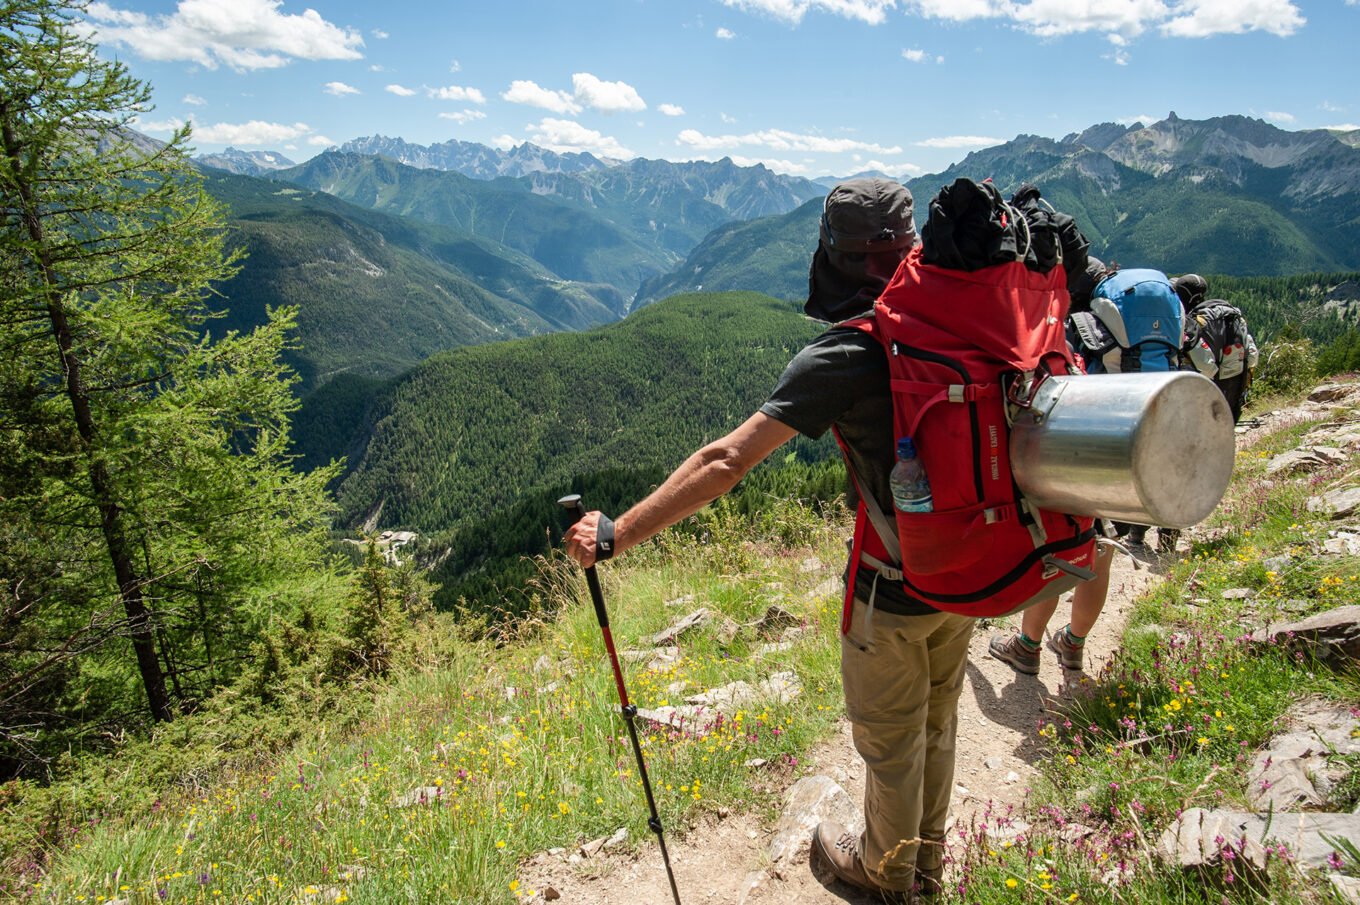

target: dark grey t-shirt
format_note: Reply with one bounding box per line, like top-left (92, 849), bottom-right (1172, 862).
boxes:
top-left (759, 325), bottom-right (930, 613)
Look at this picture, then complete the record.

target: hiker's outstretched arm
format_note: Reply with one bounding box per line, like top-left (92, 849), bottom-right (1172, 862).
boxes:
top-left (564, 412), bottom-right (797, 567)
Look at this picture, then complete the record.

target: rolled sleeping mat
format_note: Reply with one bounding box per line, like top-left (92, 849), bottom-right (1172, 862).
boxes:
top-left (1010, 372), bottom-right (1235, 528)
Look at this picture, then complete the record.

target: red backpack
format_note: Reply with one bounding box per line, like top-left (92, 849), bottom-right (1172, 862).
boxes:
top-left (840, 243), bottom-right (1097, 621)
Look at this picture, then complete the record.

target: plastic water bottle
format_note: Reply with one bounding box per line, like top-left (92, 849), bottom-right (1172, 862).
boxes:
top-left (890, 437), bottom-right (933, 513)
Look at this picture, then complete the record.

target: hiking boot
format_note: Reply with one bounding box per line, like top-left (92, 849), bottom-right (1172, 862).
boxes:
top-left (1047, 627), bottom-right (1085, 671)
top-left (988, 633), bottom-right (1041, 675)
top-left (810, 821), bottom-right (911, 903)
top-left (1127, 525), bottom-right (1147, 547)
top-left (916, 863), bottom-right (944, 899)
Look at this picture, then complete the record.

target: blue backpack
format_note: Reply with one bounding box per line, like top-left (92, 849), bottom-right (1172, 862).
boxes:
top-left (1068, 268), bottom-right (1183, 374)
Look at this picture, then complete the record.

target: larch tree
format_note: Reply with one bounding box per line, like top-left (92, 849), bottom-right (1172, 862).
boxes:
top-left (0, 0), bottom-right (336, 739)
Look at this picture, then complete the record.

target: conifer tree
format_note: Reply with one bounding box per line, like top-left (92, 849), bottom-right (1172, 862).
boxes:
top-left (0, 0), bottom-right (334, 731)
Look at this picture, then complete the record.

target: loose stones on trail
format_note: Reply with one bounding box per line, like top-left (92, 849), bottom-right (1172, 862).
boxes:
top-left (1266, 446), bottom-right (1347, 477)
top-left (767, 775), bottom-right (862, 868)
top-left (1307, 486), bottom-right (1360, 519)
top-left (1247, 605), bottom-right (1360, 664)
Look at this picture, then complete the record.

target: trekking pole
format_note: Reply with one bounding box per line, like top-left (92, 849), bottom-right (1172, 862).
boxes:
top-left (558, 494), bottom-right (681, 905)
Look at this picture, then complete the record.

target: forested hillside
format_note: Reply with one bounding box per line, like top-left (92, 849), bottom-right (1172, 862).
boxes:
top-left (302, 292), bottom-right (838, 608)
top-left (206, 170), bottom-right (623, 391)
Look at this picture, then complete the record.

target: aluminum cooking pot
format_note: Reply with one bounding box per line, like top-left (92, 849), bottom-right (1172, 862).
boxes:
top-left (1009, 371), bottom-right (1235, 527)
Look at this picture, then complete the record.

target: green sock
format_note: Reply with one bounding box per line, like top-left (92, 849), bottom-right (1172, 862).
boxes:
top-left (1063, 624), bottom-right (1086, 644)
top-left (1018, 633), bottom-right (1041, 649)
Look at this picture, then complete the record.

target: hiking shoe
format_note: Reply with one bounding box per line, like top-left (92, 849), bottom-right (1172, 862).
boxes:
top-left (988, 633), bottom-right (1041, 675)
top-left (916, 863), bottom-right (944, 899)
top-left (810, 821), bottom-right (910, 903)
top-left (1047, 627), bottom-right (1085, 671)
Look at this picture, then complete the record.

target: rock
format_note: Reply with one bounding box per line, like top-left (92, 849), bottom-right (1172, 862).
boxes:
top-left (982, 819), bottom-right (1032, 844)
top-left (1247, 605), bottom-right (1360, 663)
top-left (543, 888), bottom-right (562, 902)
top-left (800, 557), bottom-right (824, 573)
top-left (757, 604), bottom-right (800, 635)
top-left (807, 577), bottom-right (843, 602)
top-left (621, 646), bottom-right (680, 672)
top-left (393, 786), bottom-right (443, 808)
top-left (1267, 447), bottom-right (1347, 476)
top-left (767, 776), bottom-right (862, 866)
top-left (1247, 755), bottom-right (1324, 811)
top-left (755, 641), bottom-right (794, 657)
top-left (984, 756), bottom-right (1004, 771)
top-left (579, 827), bottom-right (625, 858)
top-left (1221, 588), bottom-right (1255, 600)
top-left (1157, 808), bottom-right (1269, 874)
top-left (664, 594), bottom-right (696, 609)
top-left (1323, 532), bottom-right (1360, 556)
top-left (685, 671), bottom-right (802, 714)
top-left (1307, 487), bottom-right (1360, 519)
top-left (1005, 771), bottom-right (1021, 784)
top-left (1262, 555), bottom-right (1293, 574)
top-left (736, 870), bottom-right (767, 905)
top-left (633, 705), bottom-right (708, 734)
top-left (1160, 808), bottom-right (1360, 870)
top-left (651, 608), bottom-right (711, 646)
top-left (1330, 875), bottom-right (1360, 905)
top-left (745, 758), bottom-right (768, 768)
top-left (717, 617), bottom-right (741, 644)
top-left (1310, 384), bottom-right (1358, 404)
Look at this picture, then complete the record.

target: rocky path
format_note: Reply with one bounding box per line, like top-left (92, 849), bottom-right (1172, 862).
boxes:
top-left (517, 551), bottom-right (1160, 904)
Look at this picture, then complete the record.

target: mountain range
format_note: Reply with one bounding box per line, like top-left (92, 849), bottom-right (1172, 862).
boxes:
top-left (194, 114), bottom-right (1360, 399)
top-left (638, 114), bottom-right (1360, 305)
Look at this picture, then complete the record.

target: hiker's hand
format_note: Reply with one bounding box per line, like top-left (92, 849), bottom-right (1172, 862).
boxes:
top-left (565, 510), bottom-right (609, 567)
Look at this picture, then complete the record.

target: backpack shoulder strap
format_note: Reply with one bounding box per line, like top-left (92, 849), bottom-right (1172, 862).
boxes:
top-left (1069, 310), bottom-right (1116, 354)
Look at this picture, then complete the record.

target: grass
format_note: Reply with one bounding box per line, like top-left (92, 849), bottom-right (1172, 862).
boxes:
top-left (947, 394), bottom-right (1360, 904)
top-left (13, 387), bottom-right (1360, 904)
top-left (8, 503), bottom-right (850, 904)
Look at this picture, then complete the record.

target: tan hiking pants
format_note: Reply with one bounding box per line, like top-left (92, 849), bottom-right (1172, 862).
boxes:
top-left (841, 600), bottom-right (973, 892)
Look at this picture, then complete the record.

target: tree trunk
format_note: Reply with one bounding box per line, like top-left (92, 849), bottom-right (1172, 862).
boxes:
top-left (2, 113), bottom-right (174, 723)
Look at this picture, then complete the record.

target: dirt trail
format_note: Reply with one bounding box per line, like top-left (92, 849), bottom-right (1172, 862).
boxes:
top-left (517, 550), bottom-right (1161, 904)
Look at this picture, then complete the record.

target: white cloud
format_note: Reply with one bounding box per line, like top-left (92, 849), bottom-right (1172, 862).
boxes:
top-left (716, 26), bottom-right (736, 38)
top-left (501, 79), bottom-right (582, 115)
top-left (901, 0), bottom-right (1304, 39)
top-left (1116, 114), bottom-right (1157, 125)
top-left (182, 93), bottom-right (206, 105)
top-left (369, 64), bottom-right (384, 72)
top-left (678, 127), bottom-right (902, 155)
top-left (450, 59), bottom-right (462, 72)
top-left (192, 119), bottom-right (313, 145)
top-left (371, 28), bottom-right (388, 39)
top-left (901, 47), bottom-right (941, 63)
top-left (658, 103), bottom-right (686, 117)
top-left (1264, 110), bottom-right (1295, 124)
top-left (572, 73), bottom-right (647, 113)
top-left (864, 159), bottom-right (925, 175)
top-left (490, 134), bottom-right (517, 151)
top-left (1161, 0), bottom-right (1304, 37)
top-left (323, 81), bottom-right (359, 96)
top-left (913, 135), bottom-right (1003, 149)
top-left (1324, 123), bottom-right (1360, 132)
top-left (307, 134), bottom-right (334, 147)
top-left (439, 109), bottom-right (488, 124)
top-left (133, 116), bottom-right (187, 134)
top-left (720, 112), bottom-right (738, 124)
top-left (428, 85), bottom-right (487, 104)
top-left (720, 0), bottom-right (897, 25)
top-left (84, 0), bottom-right (364, 71)
top-left (385, 83), bottom-right (416, 97)
top-left (524, 118), bottom-right (634, 158)
top-left (1320, 101), bottom-right (1344, 113)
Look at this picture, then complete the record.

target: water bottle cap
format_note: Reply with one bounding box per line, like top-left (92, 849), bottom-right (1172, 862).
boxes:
top-left (897, 436), bottom-right (916, 458)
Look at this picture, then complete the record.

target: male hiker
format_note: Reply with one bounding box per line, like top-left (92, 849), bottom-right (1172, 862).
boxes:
top-left (1174, 273), bottom-right (1259, 424)
top-left (565, 178), bottom-right (966, 902)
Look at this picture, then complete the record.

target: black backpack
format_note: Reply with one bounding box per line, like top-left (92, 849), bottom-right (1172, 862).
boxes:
top-left (1182, 301), bottom-right (1256, 421)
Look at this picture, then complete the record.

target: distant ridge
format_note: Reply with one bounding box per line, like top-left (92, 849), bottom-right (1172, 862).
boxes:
top-left (195, 146), bottom-right (296, 177)
top-left (336, 135), bottom-right (610, 179)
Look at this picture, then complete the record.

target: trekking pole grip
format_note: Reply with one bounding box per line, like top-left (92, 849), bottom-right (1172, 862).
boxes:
top-left (557, 495), bottom-right (610, 628)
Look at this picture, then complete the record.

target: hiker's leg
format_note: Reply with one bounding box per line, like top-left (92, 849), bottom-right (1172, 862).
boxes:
top-left (841, 605), bottom-right (957, 893)
top-left (1020, 595), bottom-right (1059, 643)
top-left (917, 613), bottom-right (974, 879)
top-left (1067, 540), bottom-right (1114, 638)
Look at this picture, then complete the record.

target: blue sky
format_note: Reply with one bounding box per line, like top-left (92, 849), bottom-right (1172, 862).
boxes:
top-left (83, 0), bottom-right (1360, 178)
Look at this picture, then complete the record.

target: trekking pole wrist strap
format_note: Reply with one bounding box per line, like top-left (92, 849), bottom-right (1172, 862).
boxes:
top-left (595, 513), bottom-right (616, 561)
